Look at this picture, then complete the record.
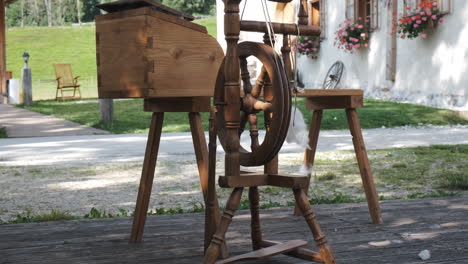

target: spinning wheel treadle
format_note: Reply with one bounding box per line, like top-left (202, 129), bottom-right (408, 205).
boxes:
top-left (215, 41), bottom-right (291, 167)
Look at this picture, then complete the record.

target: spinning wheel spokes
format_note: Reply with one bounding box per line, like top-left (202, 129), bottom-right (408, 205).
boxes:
top-left (323, 61), bottom-right (344, 89)
top-left (215, 42), bottom-right (291, 167)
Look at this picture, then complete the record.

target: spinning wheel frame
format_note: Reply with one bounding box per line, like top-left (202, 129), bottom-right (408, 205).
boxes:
top-left (215, 41), bottom-right (291, 167)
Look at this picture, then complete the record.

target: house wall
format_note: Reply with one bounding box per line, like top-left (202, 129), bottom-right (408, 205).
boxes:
top-left (216, 0), bottom-right (468, 110)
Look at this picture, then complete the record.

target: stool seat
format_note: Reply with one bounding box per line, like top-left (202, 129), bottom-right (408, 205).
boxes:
top-left (297, 89), bottom-right (363, 110)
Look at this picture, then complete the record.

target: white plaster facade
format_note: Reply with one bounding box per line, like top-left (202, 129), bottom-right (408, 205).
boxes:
top-left (216, 0), bottom-right (468, 110)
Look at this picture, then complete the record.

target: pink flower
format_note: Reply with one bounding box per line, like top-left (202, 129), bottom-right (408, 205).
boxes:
top-left (414, 24), bottom-right (419, 28)
top-left (416, 20), bottom-right (422, 24)
top-left (412, 16), bottom-right (417, 20)
top-left (431, 15), bottom-right (437, 20)
top-left (364, 43), bottom-right (369, 47)
top-left (422, 17), bottom-right (427, 21)
top-left (433, 2), bottom-right (438, 6)
top-left (353, 44), bottom-right (361, 49)
top-left (360, 33), bottom-right (366, 38)
top-left (420, 12), bottom-right (425, 15)
top-left (351, 27), bottom-right (355, 30)
top-left (421, 33), bottom-right (427, 39)
top-left (357, 25), bottom-right (364, 29)
top-left (439, 17), bottom-right (445, 22)
top-left (427, 11), bottom-right (432, 16)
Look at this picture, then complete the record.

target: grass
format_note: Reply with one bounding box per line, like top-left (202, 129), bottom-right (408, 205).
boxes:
top-left (1, 144), bottom-right (466, 224)
top-left (0, 127), bottom-right (7, 138)
top-left (18, 98), bottom-right (468, 134)
top-left (5, 17), bottom-right (217, 100)
top-left (6, 209), bottom-right (77, 224)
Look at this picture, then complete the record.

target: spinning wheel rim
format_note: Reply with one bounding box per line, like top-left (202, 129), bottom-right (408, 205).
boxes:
top-left (215, 42), bottom-right (291, 167)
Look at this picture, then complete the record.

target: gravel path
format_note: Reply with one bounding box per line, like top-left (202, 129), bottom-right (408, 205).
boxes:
top-left (0, 125), bottom-right (467, 222)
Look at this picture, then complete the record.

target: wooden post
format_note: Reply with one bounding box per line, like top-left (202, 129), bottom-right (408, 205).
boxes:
top-left (0, 0), bottom-right (7, 104)
top-left (223, 0), bottom-right (242, 177)
top-left (22, 67), bottom-right (32, 105)
top-left (99, 98), bottom-right (113, 125)
top-left (386, 0), bottom-right (397, 81)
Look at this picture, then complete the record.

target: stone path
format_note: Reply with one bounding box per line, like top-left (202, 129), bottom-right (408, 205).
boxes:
top-left (0, 104), bottom-right (109, 138)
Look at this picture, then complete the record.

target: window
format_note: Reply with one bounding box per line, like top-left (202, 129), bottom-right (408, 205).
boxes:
top-left (405, 0), bottom-right (451, 14)
top-left (346, 0), bottom-right (379, 30)
top-left (308, 0), bottom-right (326, 39)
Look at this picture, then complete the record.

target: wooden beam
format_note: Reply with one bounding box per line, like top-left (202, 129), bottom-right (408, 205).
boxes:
top-left (0, 0), bottom-right (7, 103)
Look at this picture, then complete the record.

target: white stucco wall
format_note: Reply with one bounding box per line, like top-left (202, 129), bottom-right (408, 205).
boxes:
top-left (216, 0), bottom-right (468, 110)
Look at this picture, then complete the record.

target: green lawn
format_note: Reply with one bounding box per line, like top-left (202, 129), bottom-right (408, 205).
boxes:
top-left (6, 17), bottom-right (217, 100)
top-left (0, 127), bottom-right (7, 138)
top-left (19, 98), bottom-right (468, 134)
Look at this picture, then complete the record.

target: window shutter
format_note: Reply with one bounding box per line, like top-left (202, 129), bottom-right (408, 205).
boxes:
top-left (370, 0), bottom-right (379, 29)
top-left (438, 0), bottom-right (451, 14)
top-left (320, 0), bottom-right (326, 39)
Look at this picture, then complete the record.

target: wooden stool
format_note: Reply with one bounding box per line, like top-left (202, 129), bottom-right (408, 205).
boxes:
top-left (129, 97), bottom-right (223, 243)
top-left (294, 89), bottom-right (383, 225)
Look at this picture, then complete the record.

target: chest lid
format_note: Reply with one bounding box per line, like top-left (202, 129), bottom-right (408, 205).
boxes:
top-left (96, 0), bottom-right (195, 21)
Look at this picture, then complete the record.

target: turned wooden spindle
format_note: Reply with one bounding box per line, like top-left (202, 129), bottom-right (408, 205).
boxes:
top-left (293, 188), bottom-right (336, 264)
top-left (224, 0), bottom-right (242, 177)
top-left (298, 0), bottom-right (309, 25)
top-left (249, 187), bottom-right (263, 250)
top-left (204, 187), bottom-right (244, 264)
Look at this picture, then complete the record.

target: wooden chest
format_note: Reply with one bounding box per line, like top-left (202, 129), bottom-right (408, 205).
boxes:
top-left (95, 0), bottom-right (224, 98)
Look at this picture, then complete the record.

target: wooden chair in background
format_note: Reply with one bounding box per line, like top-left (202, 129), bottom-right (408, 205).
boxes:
top-left (53, 63), bottom-right (81, 101)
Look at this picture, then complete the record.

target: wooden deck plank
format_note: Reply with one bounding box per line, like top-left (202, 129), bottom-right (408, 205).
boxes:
top-left (0, 197), bottom-right (467, 263)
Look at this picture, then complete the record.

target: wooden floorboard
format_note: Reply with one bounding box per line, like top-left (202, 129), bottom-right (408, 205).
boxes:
top-left (1, 197), bottom-right (467, 263)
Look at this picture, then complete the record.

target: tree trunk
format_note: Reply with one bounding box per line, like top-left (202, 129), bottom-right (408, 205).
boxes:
top-left (57, 0), bottom-right (63, 25)
top-left (20, 0), bottom-right (24, 27)
top-left (44, 0), bottom-right (52, 27)
top-left (76, 0), bottom-right (81, 25)
top-left (32, 0), bottom-right (39, 26)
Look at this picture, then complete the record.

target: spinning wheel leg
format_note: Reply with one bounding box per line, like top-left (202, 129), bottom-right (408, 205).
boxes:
top-left (294, 110), bottom-right (323, 216)
top-left (249, 187), bottom-right (262, 250)
top-left (130, 112), bottom-right (164, 242)
top-left (293, 188), bottom-right (336, 264)
top-left (204, 187), bottom-right (244, 264)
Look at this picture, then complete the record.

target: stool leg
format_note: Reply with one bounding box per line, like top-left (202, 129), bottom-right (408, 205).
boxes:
top-left (293, 188), bottom-right (335, 264)
top-left (189, 112), bottom-right (210, 201)
top-left (204, 187), bottom-right (244, 264)
top-left (130, 112), bottom-right (164, 242)
top-left (249, 187), bottom-right (262, 250)
top-left (345, 108), bottom-right (383, 224)
top-left (294, 110), bottom-right (323, 216)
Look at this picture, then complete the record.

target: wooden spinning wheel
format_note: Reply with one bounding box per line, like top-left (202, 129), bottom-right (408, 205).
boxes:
top-left (215, 42), bottom-right (291, 167)
top-left (204, 1), bottom-right (336, 263)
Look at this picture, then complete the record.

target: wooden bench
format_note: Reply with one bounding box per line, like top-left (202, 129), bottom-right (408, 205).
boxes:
top-left (295, 89), bottom-right (383, 224)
